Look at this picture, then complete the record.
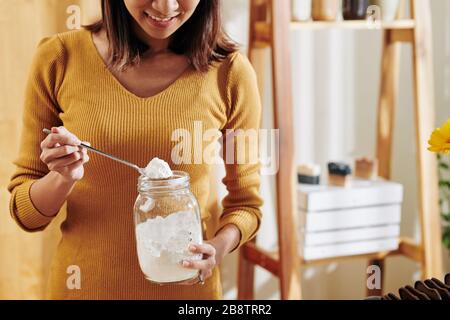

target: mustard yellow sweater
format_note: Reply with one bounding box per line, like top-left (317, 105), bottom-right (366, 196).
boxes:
top-left (7, 29), bottom-right (263, 300)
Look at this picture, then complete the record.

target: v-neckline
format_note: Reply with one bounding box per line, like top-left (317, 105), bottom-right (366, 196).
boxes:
top-left (84, 29), bottom-right (194, 102)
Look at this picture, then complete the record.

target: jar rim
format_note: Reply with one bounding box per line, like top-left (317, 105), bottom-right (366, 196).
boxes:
top-left (138, 171), bottom-right (190, 192)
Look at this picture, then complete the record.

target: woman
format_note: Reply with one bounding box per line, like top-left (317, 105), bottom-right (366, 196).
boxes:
top-left (7, 0), bottom-right (262, 299)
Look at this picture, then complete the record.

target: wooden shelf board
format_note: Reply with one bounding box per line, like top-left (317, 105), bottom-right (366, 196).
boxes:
top-left (301, 248), bottom-right (401, 266)
top-left (290, 19), bottom-right (416, 31)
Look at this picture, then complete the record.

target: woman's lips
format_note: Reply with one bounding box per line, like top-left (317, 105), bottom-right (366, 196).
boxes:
top-left (145, 13), bottom-right (178, 29)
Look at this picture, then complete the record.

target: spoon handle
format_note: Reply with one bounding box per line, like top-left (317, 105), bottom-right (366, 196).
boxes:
top-left (42, 128), bottom-right (142, 173)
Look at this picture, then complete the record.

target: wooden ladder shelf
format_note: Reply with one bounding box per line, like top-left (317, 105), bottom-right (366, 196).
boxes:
top-left (239, 0), bottom-right (444, 300)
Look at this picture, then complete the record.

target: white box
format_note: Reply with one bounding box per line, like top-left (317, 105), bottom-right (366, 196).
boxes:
top-left (297, 179), bottom-right (403, 260)
top-left (299, 204), bottom-right (402, 232)
top-left (302, 225), bottom-right (400, 246)
top-left (301, 238), bottom-right (400, 261)
top-left (297, 178), bottom-right (403, 212)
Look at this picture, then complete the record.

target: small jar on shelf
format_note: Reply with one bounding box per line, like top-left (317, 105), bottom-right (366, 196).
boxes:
top-left (312, 0), bottom-right (340, 21)
top-left (370, 0), bottom-right (400, 21)
top-left (292, 0), bottom-right (312, 22)
top-left (343, 0), bottom-right (369, 20)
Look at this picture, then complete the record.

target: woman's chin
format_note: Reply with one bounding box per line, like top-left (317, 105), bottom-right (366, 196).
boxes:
top-left (145, 31), bottom-right (174, 40)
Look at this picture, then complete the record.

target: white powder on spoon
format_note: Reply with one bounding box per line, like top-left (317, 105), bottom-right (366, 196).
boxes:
top-left (143, 157), bottom-right (173, 179)
top-left (139, 158), bottom-right (173, 213)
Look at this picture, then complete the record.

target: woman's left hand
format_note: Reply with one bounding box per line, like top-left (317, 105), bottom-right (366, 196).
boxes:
top-left (181, 241), bottom-right (224, 286)
top-left (181, 224), bottom-right (241, 286)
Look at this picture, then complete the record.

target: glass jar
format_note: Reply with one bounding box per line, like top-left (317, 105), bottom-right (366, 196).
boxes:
top-left (292, 0), bottom-right (312, 22)
top-left (370, 0), bottom-right (400, 21)
top-left (343, 0), bottom-right (369, 20)
top-left (133, 171), bottom-right (203, 285)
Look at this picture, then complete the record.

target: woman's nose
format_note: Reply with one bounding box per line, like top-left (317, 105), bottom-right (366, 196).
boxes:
top-left (152, 0), bottom-right (180, 16)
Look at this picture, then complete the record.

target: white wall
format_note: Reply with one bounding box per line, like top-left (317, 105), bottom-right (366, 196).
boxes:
top-left (220, 0), bottom-right (450, 300)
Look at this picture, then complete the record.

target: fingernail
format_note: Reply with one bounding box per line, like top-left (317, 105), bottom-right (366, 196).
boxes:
top-left (189, 245), bottom-right (196, 251)
top-left (183, 261), bottom-right (190, 267)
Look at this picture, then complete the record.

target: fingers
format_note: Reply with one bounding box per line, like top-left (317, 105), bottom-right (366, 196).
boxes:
top-left (182, 243), bottom-right (216, 284)
top-left (41, 126), bottom-right (81, 149)
top-left (47, 151), bottom-right (84, 171)
top-left (80, 142), bottom-right (90, 164)
top-left (40, 127), bottom-right (90, 165)
top-left (40, 145), bottom-right (79, 163)
top-left (177, 242), bottom-right (222, 285)
top-left (189, 243), bottom-right (216, 257)
top-left (39, 127), bottom-right (90, 181)
top-left (182, 258), bottom-right (216, 272)
top-left (66, 158), bottom-right (85, 172)
top-left (178, 277), bottom-right (201, 286)
top-left (41, 133), bottom-right (80, 149)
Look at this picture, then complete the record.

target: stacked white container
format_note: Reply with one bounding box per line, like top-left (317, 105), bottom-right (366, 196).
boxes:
top-left (298, 178), bottom-right (403, 261)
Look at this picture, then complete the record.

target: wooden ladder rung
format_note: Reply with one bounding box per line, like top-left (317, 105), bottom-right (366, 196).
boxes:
top-left (254, 22), bottom-right (271, 43)
top-left (398, 237), bottom-right (424, 262)
top-left (244, 237), bottom-right (423, 272)
top-left (389, 29), bottom-right (414, 43)
top-left (243, 242), bottom-right (280, 276)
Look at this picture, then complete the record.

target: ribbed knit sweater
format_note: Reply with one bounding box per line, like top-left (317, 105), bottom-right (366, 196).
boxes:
top-left (7, 29), bottom-right (263, 300)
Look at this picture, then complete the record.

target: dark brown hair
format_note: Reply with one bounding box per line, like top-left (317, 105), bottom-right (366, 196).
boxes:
top-left (85, 0), bottom-right (239, 72)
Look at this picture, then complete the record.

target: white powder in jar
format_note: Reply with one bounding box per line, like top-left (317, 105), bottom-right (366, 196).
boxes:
top-left (135, 211), bottom-right (203, 283)
top-left (143, 157), bottom-right (173, 179)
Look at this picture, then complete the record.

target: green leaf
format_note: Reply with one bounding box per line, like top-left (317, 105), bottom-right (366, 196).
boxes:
top-left (439, 181), bottom-right (450, 190)
top-left (443, 227), bottom-right (450, 251)
top-left (442, 214), bottom-right (450, 222)
top-left (440, 162), bottom-right (449, 170)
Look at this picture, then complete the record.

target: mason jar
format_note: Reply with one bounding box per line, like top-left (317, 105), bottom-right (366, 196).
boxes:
top-left (133, 171), bottom-right (203, 285)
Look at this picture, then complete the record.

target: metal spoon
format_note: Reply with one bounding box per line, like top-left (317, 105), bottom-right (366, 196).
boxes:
top-left (43, 128), bottom-right (145, 176)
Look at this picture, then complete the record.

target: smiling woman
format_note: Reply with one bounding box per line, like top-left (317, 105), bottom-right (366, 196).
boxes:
top-left (7, 0), bottom-right (263, 300)
top-left (127, 0), bottom-right (199, 36)
top-left (86, 0), bottom-right (238, 71)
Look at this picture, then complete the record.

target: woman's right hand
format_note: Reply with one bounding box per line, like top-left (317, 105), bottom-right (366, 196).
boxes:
top-left (40, 127), bottom-right (90, 182)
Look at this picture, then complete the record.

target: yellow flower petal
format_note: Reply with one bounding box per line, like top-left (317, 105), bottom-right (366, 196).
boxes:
top-left (440, 120), bottom-right (450, 138)
top-left (443, 143), bottom-right (450, 152)
top-left (428, 119), bottom-right (450, 153)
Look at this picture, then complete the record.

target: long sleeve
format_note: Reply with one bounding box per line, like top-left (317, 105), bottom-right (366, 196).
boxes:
top-left (7, 35), bottom-right (66, 232)
top-left (215, 52), bottom-right (264, 251)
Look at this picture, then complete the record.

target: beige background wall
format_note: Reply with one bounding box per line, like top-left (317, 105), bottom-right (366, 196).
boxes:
top-left (0, 0), bottom-right (448, 300)
top-left (0, 0), bottom-right (100, 299)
